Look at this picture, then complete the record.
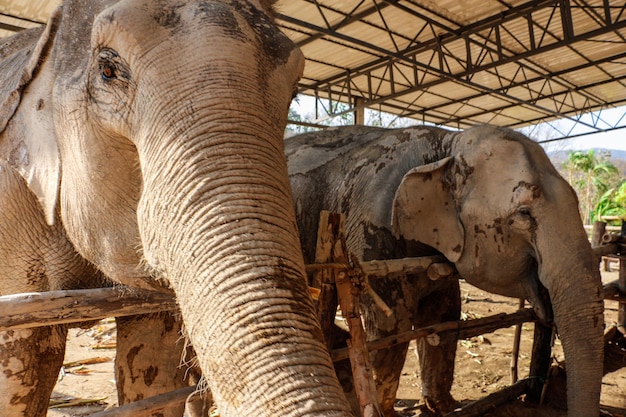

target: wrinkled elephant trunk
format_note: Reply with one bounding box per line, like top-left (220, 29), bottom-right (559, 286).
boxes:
top-left (136, 124), bottom-right (352, 416)
top-left (537, 224), bottom-right (604, 417)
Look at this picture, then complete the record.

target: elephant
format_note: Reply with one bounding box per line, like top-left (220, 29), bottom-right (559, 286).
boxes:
top-left (285, 124), bottom-right (605, 417)
top-left (0, 1), bottom-right (354, 417)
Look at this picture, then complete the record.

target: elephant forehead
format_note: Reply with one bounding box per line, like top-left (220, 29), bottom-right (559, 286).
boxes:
top-left (93, 1), bottom-right (293, 65)
top-left (94, 2), bottom-right (229, 43)
top-left (465, 141), bottom-right (536, 186)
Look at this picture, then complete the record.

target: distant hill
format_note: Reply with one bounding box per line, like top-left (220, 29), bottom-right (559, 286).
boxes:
top-left (548, 148), bottom-right (626, 162)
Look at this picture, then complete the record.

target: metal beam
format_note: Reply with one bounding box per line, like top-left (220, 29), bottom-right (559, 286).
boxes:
top-left (279, 0), bottom-right (626, 130)
top-left (0, 21), bottom-right (25, 33)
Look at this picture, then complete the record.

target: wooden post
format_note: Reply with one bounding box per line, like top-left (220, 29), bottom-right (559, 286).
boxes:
top-left (336, 270), bottom-right (382, 417)
top-left (313, 211), bottom-right (340, 351)
top-left (526, 322), bottom-right (553, 405)
top-left (619, 220), bottom-right (626, 335)
top-left (510, 298), bottom-right (525, 384)
top-left (353, 97), bottom-right (365, 125)
top-left (591, 221), bottom-right (606, 247)
top-left (318, 211), bottom-right (382, 417)
top-left (592, 221), bottom-right (608, 271)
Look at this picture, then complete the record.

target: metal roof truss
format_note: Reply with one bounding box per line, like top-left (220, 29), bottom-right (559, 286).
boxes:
top-left (278, 0), bottom-right (626, 139)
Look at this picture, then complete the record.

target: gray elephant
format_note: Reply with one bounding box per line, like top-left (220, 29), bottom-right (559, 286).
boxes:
top-left (286, 124), bottom-right (604, 417)
top-left (0, 1), bottom-right (354, 417)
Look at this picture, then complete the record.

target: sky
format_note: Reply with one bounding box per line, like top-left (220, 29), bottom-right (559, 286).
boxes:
top-left (560, 130), bottom-right (626, 151)
top-left (522, 106), bottom-right (626, 152)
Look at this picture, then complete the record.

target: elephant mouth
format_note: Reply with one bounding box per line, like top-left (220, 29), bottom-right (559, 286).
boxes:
top-left (129, 271), bottom-right (173, 294)
top-left (522, 273), bottom-right (553, 324)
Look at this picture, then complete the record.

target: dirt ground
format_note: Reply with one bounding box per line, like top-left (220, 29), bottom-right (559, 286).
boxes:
top-left (47, 272), bottom-right (626, 417)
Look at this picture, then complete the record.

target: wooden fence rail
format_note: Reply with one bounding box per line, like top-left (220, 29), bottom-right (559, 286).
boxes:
top-left (0, 287), bottom-right (177, 331)
top-left (0, 256), bottom-right (453, 332)
top-left (331, 308), bottom-right (537, 362)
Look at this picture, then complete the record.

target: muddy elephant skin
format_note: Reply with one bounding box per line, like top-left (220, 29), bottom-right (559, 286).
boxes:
top-left (286, 124), bottom-right (604, 417)
top-left (0, 1), bottom-right (353, 416)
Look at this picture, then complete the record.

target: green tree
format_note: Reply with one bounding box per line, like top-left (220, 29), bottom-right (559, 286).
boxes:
top-left (285, 108), bottom-right (318, 137)
top-left (285, 97), bottom-right (354, 137)
top-left (563, 150), bottom-right (620, 224)
top-left (594, 181), bottom-right (626, 222)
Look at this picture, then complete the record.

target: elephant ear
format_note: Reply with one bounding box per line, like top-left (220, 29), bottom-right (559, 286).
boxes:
top-left (0, 7), bottom-right (62, 225)
top-left (391, 156), bottom-right (465, 262)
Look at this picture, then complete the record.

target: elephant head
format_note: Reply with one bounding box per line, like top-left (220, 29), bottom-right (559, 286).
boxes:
top-left (0, 1), bottom-right (352, 415)
top-left (392, 125), bottom-right (604, 417)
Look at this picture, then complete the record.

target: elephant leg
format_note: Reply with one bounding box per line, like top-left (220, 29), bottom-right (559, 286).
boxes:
top-left (333, 329), bottom-right (361, 416)
top-left (370, 341), bottom-right (411, 416)
top-left (413, 277), bottom-right (461, 414)
top-left (364, 275), bottom-right (420, 417)
top-left (0, 325), bottom-right (68, 417)
top-left (115, 312), bottom-right (189, 417)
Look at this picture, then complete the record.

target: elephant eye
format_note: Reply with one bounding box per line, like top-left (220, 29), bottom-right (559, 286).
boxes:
top-left (101, 62), bottom-right (116, 80)
top-left (509, 206), bottom-right (535, 230)
top-left (96, 48), bottom-right (130, 83)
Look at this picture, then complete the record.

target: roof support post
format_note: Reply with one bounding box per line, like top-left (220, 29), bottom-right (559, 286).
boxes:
top-left (354, 97), bottom-right (365, 125)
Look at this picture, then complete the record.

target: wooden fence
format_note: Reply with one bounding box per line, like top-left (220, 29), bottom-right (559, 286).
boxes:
top-left (0, 217), bottom-right (624, 416)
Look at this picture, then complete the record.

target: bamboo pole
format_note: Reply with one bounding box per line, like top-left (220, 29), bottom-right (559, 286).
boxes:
top-left (0, 287), bottom-right (177, 331)
top-left (0, 279), bottom-right (616, 334)
top-left (360, 256), bottom-right (448, 278)
top-left (442, 379), bottom-right (528, 417)
top-left (306, 256), bottom-right (450, 279)
top-left (88, 386), bottom-right (197, 417)
top-left (592, 243), bottom-right (619, 257)
top-left (332, 308), bottom-right (536, 362)
top-left (427, 262), bottom-right (455, 280)
top-left (602, 233), bottom-right (621, 244)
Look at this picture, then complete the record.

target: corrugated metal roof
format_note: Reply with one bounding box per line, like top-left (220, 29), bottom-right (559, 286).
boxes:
top-left (0, 0), bottom-right (59, 37)
top-left (1, 0), bottom-right (625, 137)
top-left (277, 0), bottom-right (626, 137)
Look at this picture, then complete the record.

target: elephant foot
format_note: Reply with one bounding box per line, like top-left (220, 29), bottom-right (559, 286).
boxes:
top-left (0, 326), bottom-right (67, 417)
top-left (422, 394), bottom-right (460, 417)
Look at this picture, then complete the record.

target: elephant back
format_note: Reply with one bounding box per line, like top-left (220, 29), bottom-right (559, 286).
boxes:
top-left (286, 125), bottom-right (457, 263)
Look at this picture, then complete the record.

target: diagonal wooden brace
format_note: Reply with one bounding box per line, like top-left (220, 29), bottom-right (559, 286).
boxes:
top-left (312, 211), bottom-right (383, 417)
